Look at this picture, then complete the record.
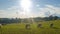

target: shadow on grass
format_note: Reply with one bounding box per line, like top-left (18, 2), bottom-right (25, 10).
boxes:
top-left (50, 27), bottom-right (59, 29)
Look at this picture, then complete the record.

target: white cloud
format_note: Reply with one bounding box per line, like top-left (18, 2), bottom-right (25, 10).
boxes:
top-left (0, 10), bottom-right (8, 18)
top-left (0, 6), bottom-right (19, 18)
top-left (45, 5), bottom-right (60, 14)
top-left (0, 5), bottom-right (60, 18)
top-left (37, 5), bottom-right (60, 17)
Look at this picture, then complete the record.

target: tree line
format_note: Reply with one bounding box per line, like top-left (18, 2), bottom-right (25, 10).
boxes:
top-left (0, 15), bottom-right (59, 24)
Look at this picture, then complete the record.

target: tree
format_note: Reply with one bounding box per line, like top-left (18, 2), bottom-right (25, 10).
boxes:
top-left (49, 15), bottom-right (53, 20)
top-left (54, 16), bottom-right (59, 20)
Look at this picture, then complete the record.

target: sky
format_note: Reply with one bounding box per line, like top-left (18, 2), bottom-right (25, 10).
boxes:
top-left (0, 0), bottom-right (60, 18)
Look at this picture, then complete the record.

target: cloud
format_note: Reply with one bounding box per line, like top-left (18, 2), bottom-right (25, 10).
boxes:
top-left (0, 5), bottom-right (60, 18)
top-left (37, 5), bottom-right (60, 17)
top-left (45, 5), bottom-right (60, 15)
top-left (0, 6), bottom-right (20, 18)
top-left (0, 10), bottom-right (8, 18)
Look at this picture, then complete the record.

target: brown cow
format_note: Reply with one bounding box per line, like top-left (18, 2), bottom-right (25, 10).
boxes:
top-left (0, 24), bottom-right (2, 29)
top-left (50, 23), bottom-right (53, 27)
top-left (38, 24), bottom-right (42, 28)
top-left (26, 24), bottom-right (30, 29)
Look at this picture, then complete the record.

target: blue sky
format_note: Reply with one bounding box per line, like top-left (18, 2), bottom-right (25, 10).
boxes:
top-left (0, 0), bottom-right (60, 18)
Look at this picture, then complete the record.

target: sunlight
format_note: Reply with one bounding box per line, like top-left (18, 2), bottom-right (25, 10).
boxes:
top-left (20, 0), bottom-right (32, 12)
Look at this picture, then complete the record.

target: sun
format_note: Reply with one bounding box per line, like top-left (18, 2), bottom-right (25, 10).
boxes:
top-left (19, 0), bottom-right (32, 18)
top-left (20, 0), bottom-right (32, 12)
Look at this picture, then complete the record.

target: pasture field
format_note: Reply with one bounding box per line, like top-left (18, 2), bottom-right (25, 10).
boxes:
top-left (0, 20), bottom-right (60, 34)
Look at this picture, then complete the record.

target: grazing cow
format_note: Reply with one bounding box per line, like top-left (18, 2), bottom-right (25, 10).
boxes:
top-left (26, 24), bottom-right (30, 29)
top-left (2, 23), bottom-right (6, 25)
top-left (0, 24), bottom-right (2, 28)
top-left (38, 24), bottom-right (42, 28)
top-left (50, 23), bottom-right (53, 27)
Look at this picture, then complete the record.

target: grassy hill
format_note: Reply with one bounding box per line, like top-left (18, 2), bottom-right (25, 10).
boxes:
top-left (0, 20), bottom-right (60, 34)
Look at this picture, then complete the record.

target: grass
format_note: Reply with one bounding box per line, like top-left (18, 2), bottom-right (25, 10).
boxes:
top-left (0, 20), bottom-right (60, 34)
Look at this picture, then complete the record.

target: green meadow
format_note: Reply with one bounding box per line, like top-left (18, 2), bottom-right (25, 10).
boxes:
top-left (0, 20), bottom-right (60, 34)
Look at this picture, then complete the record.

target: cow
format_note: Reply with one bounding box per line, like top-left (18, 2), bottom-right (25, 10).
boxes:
top-left (50, 23), bottom-right (53, 28)
top-left (26, 24), bottom-right (30, 29)
top-left (37, 24), bottom-right (42, 28)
